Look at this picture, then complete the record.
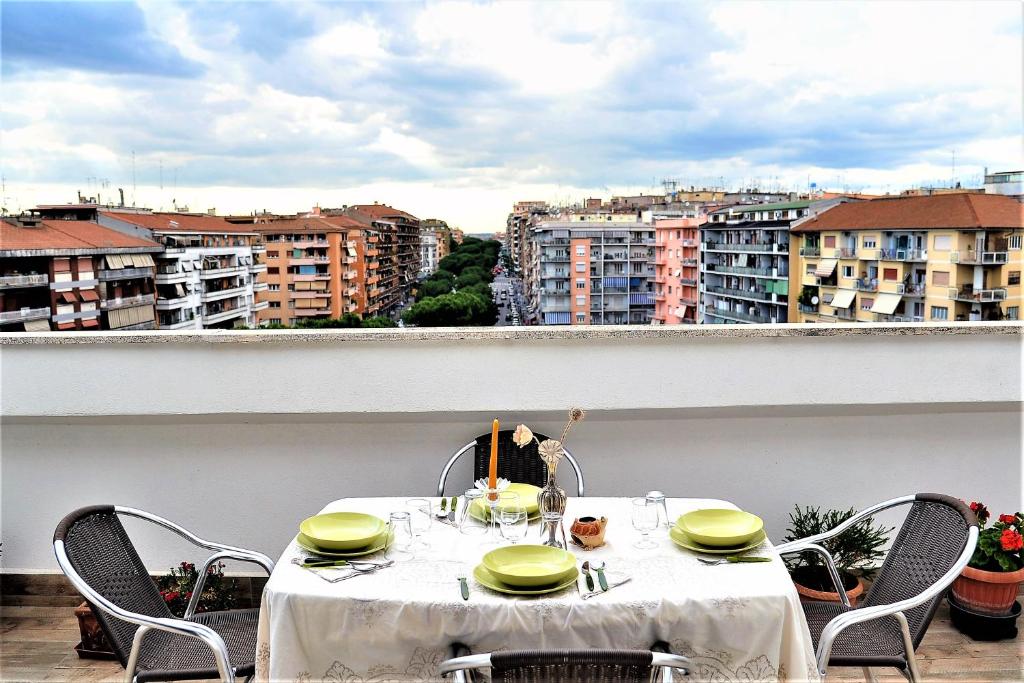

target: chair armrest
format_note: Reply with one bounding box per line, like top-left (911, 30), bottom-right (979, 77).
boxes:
top-left (185, 550), bottom-right (275, 619)
top-left (126, 618), bottom-right (237, 683)
top-left (777, 496), bottom-right (915, 550)
top-left (443, 643), bottom-right (476, 683)
top-left (115, 506), bottom-right (276, 566)
top-left (813, 525), bottom-right (979, 677)
top-left (775, 542), bottom-right (850, 607)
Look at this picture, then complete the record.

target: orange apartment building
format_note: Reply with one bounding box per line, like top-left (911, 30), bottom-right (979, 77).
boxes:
top-left (345, 204), bottom-right (421, 316)
top-left (653, 218), bottom-right (700, 324)
top-left (253, 215), bottom-right (367, 326)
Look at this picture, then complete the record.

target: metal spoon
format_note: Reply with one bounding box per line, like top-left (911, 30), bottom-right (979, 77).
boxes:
top-left (581, 561), bottom-right (595, 592)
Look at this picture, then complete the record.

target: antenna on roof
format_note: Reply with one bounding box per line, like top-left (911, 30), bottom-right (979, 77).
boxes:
top-left (131, 151), bottom-right (137, 208)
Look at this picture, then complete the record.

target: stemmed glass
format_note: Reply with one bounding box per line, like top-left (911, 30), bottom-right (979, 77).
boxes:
top-left (497, 493), bottom-right (528, 545)
top-left (632, 497), bottom-right (659, 550)
top-left (387, 511), bottom-right (415, 561)
top-left (405, 498), bottom-right (433, 549)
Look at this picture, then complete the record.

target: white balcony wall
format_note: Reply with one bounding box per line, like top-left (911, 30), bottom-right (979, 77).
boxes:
top-left (1, 324), bottom-right (1021, 572)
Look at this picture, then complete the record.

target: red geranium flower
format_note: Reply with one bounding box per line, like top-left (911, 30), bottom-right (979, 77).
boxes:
top-left (998, 514), bottom-right (1017, 524)
top-left (1000, 529), bottom-right (1023, 552)
top-left (969, 501), bottom-right (990, 524)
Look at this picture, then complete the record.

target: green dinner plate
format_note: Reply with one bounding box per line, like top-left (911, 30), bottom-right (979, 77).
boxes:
top-left (470, 501), bottom-right (541, 523)
top-left (299, 512), bottom-right (387, 550)
top-left (481, 545), bottom-right (577, 587)
top-left (295, 526), bottom-right (392, 558)
top-left (675, 509), bottom-right (764, 547)
top-left (669, 525), bottom-right (767, 555)
top-left (473, 563), bottom-right (579, 595)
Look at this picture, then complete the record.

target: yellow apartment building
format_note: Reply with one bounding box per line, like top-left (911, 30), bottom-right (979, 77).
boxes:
top-left (790, 193), bottom-right (1022, 323)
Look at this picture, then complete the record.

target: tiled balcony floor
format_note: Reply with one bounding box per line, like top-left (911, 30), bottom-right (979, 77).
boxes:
top-left (1, 601), bottom-right (1020, 682)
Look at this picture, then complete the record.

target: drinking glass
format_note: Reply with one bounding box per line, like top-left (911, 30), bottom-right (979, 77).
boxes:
top-left (497, 493), bottom-right (528, 544)
top-left (646, 490), bottom-right (671, 535)
top-left (632, 497), bottom-right (659, 550)
top-left (387, 511), bottom-right (414, 561)
top-left (405, 498), bottom-right (432, 549)
top-left (458, 489), bottom-right (488, 536)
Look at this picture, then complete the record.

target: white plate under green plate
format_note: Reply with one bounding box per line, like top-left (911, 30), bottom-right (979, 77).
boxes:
top-left (473, 563), bottom-right (579, 595)
top-left (299, 512), bottom-right (387, 550)
top-left (669, 526), bottom-right (767, 555)
top-left (295, 527), bottom-right (392, 558)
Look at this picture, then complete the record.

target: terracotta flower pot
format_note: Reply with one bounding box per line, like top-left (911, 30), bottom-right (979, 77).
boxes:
top-left (951, 565), bottom-right (1024, 616)
top-left (795, 576), bottom-right (865, 607)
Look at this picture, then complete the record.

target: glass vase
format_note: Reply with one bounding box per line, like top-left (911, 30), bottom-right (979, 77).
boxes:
top-left (538, 458), bottom-right (567, 548)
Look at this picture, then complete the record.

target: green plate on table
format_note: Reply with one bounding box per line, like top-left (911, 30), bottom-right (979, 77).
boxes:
top-left (669, 525), bottom-right (767, 555)
top-left (482, 545), bottom-right (577, 587)
top-left (295, 526), bottom-right (392, 558)
top-left (675, 509), bottom-right (764, 547)
top-left (469, 483), bottom-right (541, 518)
top-left (299, 512), bottom-right (386, 550)
top-left (473, 563), bottom-right (579, 595)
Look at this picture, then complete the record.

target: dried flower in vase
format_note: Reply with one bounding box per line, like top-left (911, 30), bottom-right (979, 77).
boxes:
top-left (513, 407), bottom-right (586, 467)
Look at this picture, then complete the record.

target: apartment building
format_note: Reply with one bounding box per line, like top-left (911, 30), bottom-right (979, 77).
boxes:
top-left (526, 214), bottom-right (656, 325)
top-left (346, 204), bottom-right (420, 314)
top-left (423, 218), bottom-right (452, 264)
top-left (253, 215), bottom-right (366, 325)
top-left (506, 201), bottom-right (550, 275)
top-left (652, 218), bottom-right (700, 324)
top-left (984, 170), bottom-right (1023, 199)
top-left (790, 193), bottom-right (1023, 323)
top-left (700, 199), bottom-right (848, 324)
top-left (98, 211), bottom-right (266, 330)
top-left (419, 225), bottom-right (439, 278)
top-left (0, 216), bottom-right (161, 331)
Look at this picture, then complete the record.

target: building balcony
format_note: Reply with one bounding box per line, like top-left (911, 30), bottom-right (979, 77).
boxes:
top-left (252, 244), bottom-right (267, 253)
top-left (289, 258), bottom-right (317, 266)
top-left (706, 308), bottom-right (774, 324)
top-left (252, 300), bottom-right (269, 311)
top-left (0, 273), bottom-right (48, 289)
top-left (344, 256), bottom-right (358, 264)
top-left (705, 242), bottom-right (782, 254)
top-left (836, 248), bottom-right (858, 259)
top-left (854, 280), bottom-right (879, 292)
top-left (707, 264), bottom-right (775, 277)
top-left (156, 296), bottom-right (190, 310)
top-left (202, 307), bottom-right (247, 324)
top-left (680, 259), bottom-right (698, 267)
top-left (879, 248), bottom-right (927, 262)
top-left (294, 308), bottom-right (331, 316)
top-left (799, 246), bottom-right (820, 257)
top-left (707, 286), bottom-right (773, 302)
top-left (253, 282), bottom-right (269, 292)
top-left (951, 251), bottom-right (1009, 265)
top-left (344, 287), bottom-right (358, 296)
top-left (201, 286), bottom-right (247, 303)
top-left (101, 293), bottom-right (156, 310)
top-left (0, 306), bottom-right (50, 323)
top-left (949, 287), bottom-right (1007, 303)
top-left (291, 291), bottom-right (329, 299)
top-left (293, 240), bottom-right (330, 248)
top-left (896, 282), bottom-right (926, 297)
top-left (249, 263), bottom-right (268, 273)
top-left (344, 271), bottom-right (357, 280)
top-left (98, 267), bottom-right (154, 281)
top-left (875, 313), bottom-right (925, 323)
top-left (160, 315), bottom-right (196, 330)
top-left (679, 278), bottom-right (698, 286)
top-left (2, 325), bottom-right (1020, 683)
top-left (200, 265), bottom-right (248, 279)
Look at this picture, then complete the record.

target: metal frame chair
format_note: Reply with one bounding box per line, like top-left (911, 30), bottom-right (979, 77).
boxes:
top-left (53, 505), bottom-right (275, 683)
top-left (440, 642), bottom-right (689, 682)
top-left (436, 429), bottom-right (584, 497)
top-left (775, 493), bottom-right (978, 682)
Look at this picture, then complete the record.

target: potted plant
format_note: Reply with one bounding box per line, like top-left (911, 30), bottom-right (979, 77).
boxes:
top-left (783, 505), bottom-right (892, 606)
top-left (951, 502), bottom-right (1024, 616)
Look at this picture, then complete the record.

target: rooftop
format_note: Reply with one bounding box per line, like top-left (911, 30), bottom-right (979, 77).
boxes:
top-left (346, 203), bottom-right (420, 222)
top-left (252, 215), bottom-right (365, 234)
top-left (100, 211), bottom-right (258, 235)
top-left (0, 219), bottom-right (162, 254)
top-left (792, 193), bottom-right (1024, 233)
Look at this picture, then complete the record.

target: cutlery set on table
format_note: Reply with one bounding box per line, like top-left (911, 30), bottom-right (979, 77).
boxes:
top-left (293, 511), bottom-right (397, 583)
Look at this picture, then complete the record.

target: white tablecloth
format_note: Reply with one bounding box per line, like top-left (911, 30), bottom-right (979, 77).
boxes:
top-left (256, 497), bottom-right (819, 682)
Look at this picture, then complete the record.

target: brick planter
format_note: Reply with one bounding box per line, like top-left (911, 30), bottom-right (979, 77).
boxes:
top-left (74, 602), bottom-right (117, 660)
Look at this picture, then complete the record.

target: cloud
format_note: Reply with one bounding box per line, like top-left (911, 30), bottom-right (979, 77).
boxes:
top-left (1, 1), bottom-right (203, 77)
top-left (0, 0), bottom-right (1020, 230)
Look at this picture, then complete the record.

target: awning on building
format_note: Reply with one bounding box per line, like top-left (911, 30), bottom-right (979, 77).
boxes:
top-left (181, 261), bottom-right (194, 271)
top-left (870, 292), bottom-right (903, 314)
top-left (830, 289), bottom-right (856, 309)
top-left (346, 247), bottom-right (357, 257)
top-left (57, 321), bottom-right (76, 330)
top-left (24, 319), bottom-right (51, 332)
top-left (81, 318), bottom-right (100, 328)
top-left (106, 254), bottom-right (124, 269)
top-left (79, 289), bottom-right (99, 302)
top-left (59, 291), bottom-right (78, 304)
top-left (814, 259), bottom-right (838, 277)
top-left (174, 284), bottom-right (186, 297)
top-left (135, 254), bottom-right (155, 267)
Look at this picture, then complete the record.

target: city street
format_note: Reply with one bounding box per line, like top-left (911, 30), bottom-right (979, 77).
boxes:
top-left (490, 272), bottom-right (523, 326)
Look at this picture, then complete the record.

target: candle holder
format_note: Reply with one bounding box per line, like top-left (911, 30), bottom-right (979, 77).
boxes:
top-left (474, 478), bottom-right (510, 540)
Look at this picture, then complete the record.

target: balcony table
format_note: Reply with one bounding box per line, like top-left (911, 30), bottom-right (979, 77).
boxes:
top-left (255, 497), bottom-right (819, 682)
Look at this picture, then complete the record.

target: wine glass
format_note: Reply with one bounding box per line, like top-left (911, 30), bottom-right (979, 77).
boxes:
top-left (497, 493), bottom-right (528, 544)
top-left (387, 511), bottom-right (414, 561)
top-left (405, 498), bottom-right (432, 549)
top-left (632, 497), bottom-right (659, 550)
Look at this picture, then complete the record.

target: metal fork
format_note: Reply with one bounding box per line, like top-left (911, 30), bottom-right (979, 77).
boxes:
top-left (314, 560), bottom-right (395, 583)
top-left (696, 556), bottom-right (772, 566)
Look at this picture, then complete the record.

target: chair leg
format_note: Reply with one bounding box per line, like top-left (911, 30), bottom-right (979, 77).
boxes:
top-left (862, 666), bottom-right (878, 683)
top-left (894, 612), bottom-right (921, 683)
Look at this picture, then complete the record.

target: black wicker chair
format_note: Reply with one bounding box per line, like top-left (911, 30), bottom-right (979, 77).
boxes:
top-left (53, 505), bottom-right (275, 683)
top-left (436, 429), bottom-right (584, 497)
top-left (776, 493), bottom-right (978, 682)
top-left (440, 642), bottom-right (689, 682)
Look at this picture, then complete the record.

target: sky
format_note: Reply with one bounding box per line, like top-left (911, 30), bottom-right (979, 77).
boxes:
top-left (1, 1), bottom-right (1021, 231)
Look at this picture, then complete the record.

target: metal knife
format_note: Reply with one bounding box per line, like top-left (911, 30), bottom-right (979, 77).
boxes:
top-left (458, 575), bottom-right (470, 600)
top-left (726, 555), bottom-right (772, 563)
top-left (448, 496), bottom-right (458, 522)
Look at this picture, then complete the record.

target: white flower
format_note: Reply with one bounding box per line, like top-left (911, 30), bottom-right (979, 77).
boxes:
top-left (512, 424), bottom-right (534, 447)
top-left (537, 439), bottom-right (564, 465)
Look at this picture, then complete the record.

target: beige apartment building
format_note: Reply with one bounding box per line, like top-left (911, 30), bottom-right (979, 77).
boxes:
top-left (790, 193), bottom-right (1022, 323)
